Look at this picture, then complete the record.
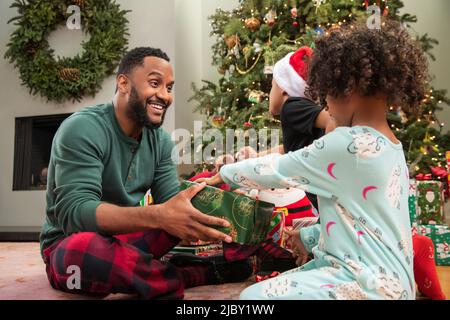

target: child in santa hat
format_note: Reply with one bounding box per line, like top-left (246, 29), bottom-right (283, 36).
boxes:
top-left (239, 46), bottom-right (332, 212)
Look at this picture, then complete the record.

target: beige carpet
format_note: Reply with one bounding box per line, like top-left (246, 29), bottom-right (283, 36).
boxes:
top-left (0, 242), bottom-right (252, 300)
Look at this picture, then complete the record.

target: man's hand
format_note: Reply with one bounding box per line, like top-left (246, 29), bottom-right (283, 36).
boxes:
top-left (284, 228), bottom-right (310, 266)
top-left (195, 173), bottom-right (224, 186)
top-left (157, 183), bottom-right (233, 243)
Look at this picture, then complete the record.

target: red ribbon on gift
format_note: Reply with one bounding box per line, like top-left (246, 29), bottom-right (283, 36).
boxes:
top-left (255, 271), bottom-right (280, 282)
top-left (431, 166), bottom-right (449, 179)
top-left (416, 173), bottom-right (433, 181)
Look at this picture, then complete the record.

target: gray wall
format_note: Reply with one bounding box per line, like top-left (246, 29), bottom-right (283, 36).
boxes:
top-left (0, 0), bottom-right (448, 230)
top-left (401, 0), bottom-right (450, 131)
top-left (0, 0), bottom-right (177, 230)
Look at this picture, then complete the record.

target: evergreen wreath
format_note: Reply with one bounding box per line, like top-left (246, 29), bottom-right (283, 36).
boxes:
top-left (5, 0), bottom-right (129, 103)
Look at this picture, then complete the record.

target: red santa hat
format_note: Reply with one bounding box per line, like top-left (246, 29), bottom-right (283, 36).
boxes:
top-left (273, 46), bottom-right (313, 98)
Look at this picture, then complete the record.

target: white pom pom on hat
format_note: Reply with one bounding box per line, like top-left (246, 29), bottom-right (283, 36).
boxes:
top-left (273, 46), bottom-right (313, 98)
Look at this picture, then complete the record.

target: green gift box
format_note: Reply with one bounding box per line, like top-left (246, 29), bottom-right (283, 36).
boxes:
top-left (416, 181), bottom-right (445, 225)
top-left (408, 179), bottom-right (417, 224)
top-left (180, 180), bottom-right (274, 245)
top-left (417, 224), bottom-right (450, 266)
top-left (433, 225), bottom-right (450, 266)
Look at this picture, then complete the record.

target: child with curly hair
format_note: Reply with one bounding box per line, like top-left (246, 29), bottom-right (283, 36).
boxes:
top-left (198, 20), bottom-right (430, 300)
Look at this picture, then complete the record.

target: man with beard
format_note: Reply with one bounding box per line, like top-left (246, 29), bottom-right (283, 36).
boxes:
top-left (39, 47), bottom-right (252, 299)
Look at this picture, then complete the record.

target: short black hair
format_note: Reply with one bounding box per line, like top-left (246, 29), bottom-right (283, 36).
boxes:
top-left (117, 47), bottom-right (170, 76)
top-left (307, 20), bottom-right (429, 114)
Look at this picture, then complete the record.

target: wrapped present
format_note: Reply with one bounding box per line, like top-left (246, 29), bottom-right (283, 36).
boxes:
top-left (408, 179), bottom-right (417, 224)
top-left (416, 180), bottom-right (445, 225)
top-left (411, 222), bottom-right (419, 236)
top-left (267, 209), bottom-right (286, 246)
top-left (139, 189), bottom-right (154, 206)
top-left (417, 224), bottom-right (433, 237)
top-left (180, 180), bottom-right (274, 245)
top-left (258, 188), bottom-right (315, 226)
top-left (292, 217), bottom-right (319, 230)
top-left (434, 225), bottom-right (450, 266)
top-left (417, 224), bottom-right (450, 266)
top-left (171, 243), bottom-right (223, 255)
top-left (283, 218), bottom-right (319, 251)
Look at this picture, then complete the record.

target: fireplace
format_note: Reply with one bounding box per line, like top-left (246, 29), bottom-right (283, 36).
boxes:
top-left (13, 113), bottom-right (72, 191)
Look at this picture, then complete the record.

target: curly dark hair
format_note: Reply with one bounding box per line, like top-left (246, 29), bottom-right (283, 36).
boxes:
top-left (307, 20), bottom-right (429, 113)
top-left (117, 47), bottom-right (170, 76)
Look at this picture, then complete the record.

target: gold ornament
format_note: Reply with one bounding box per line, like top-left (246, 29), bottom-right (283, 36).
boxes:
top-left (248, 90), bottom-right (266, 103)
top-left (245, 17), bottom-right (261, 32)
top-left (58, 67), bottom-right (80, 81)
top-left (212, 115), bottom-right (225, 127)
top-left (225, 35), bottom-right (240, 49)
top-left (236, 52), bottom-right (263, 75)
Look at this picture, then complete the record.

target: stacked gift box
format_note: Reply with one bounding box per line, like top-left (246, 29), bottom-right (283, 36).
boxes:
top-left (414, 224), bottom-right (450, 266)
top-left (415, 180), bottom-right (445, 225)
top-left (409, 174), bottom-right (449, 265)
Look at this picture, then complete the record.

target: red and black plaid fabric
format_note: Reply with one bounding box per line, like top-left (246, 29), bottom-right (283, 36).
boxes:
top-left (43, 229), bottom-right (295, 299)
top-left (43, 230), bottom-right (186, 299)
top-left (223, 239), bottom-right (294, 263)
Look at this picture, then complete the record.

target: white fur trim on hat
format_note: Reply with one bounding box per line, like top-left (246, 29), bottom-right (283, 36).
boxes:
top-left (273, 52), bottom-right (307, 98)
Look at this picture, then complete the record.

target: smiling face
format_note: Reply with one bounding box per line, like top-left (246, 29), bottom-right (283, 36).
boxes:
top-left (119, 56), bottom-right (174, 129)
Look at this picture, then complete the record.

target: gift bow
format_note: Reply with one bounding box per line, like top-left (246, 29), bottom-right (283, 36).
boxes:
top-left (416, 173), bottom-right (433, 181)
top-left (431, 167), bottom-right (449, 179)
top-left (416, 167), bottom-right (449, 181)
top-left (255, 271), bottom-right (280, 282)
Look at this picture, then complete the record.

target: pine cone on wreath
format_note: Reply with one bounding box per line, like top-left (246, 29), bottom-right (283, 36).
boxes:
top-left (58, 68), bottom-right (81, 81)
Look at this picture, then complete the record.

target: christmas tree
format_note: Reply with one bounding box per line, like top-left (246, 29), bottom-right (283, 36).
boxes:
top-left (189, 0), bottom-right (450, 178)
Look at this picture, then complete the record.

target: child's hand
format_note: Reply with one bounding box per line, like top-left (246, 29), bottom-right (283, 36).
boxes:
top-left (284, 228), bottom-right (310, 266)
top-left (236, 146), bottom-right (258, 161)
top-left (195, 173), bottom-right (224, 186)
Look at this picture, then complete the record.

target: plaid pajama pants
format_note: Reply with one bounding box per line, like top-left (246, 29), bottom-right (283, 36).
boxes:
top-left (43, 230), bottom-right (294, 299)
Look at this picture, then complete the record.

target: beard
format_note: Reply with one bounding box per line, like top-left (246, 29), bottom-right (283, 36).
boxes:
top-left (126, 86), bottom-right (167, 129)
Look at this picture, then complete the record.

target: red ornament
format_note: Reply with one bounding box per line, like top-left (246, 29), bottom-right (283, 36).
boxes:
top-left (244, 122), bottom-right (253, 128)
top-left (293, 21), bottom-right (299, 27)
